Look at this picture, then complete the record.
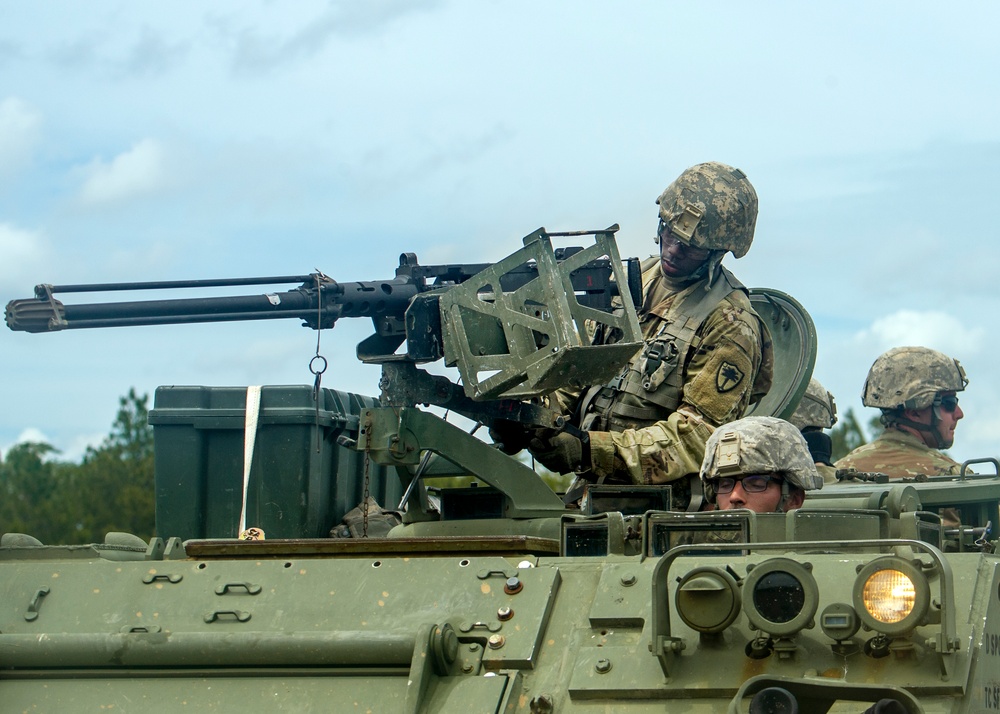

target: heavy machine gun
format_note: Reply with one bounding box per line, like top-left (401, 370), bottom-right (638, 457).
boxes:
top-left (6, 226), bottom-right (643, 427)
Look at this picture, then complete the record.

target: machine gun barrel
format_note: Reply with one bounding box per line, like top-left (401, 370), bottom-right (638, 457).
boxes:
top-left (4, 273), bottom-right (429, 333)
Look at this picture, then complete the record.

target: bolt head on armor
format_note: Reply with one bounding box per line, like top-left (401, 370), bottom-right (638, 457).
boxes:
top-left (701, 416), bottom-right (823, 502)
top-left (655, 161), bottom-right (758, 258)
top-left (788, 378), bottom-right (838, 431)
top-left (862, 346), bottom-right (968, 411)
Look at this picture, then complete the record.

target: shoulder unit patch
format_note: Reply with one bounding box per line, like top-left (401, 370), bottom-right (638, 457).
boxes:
top-left (716, 361), bottom-right (745, 393)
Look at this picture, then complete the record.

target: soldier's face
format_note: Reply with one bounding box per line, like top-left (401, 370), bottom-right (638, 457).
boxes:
top-left (658, 224), bottom-right (711, 278)
top-left (717, 477), bottom-right (784, 513)
top-left (932, 391), bottom-right (963, 448)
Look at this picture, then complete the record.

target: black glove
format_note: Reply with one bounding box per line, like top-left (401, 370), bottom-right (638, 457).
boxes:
top-left (488, 418), bottom-right (534, 455)
top-left (528, 428), bottom-right (591, 474)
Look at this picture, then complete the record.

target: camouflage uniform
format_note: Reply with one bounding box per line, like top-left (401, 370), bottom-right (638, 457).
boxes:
top-left (549, 162), bottom-right (772, 506)
top-left (584, 262), bottom-right (772, 490)
top-left (833, 429), bottom-right (961, 478)
top-left (815, 463), bottom-right (839, 485)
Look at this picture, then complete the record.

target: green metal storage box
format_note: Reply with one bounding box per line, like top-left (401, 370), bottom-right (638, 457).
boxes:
top-left (148, 385), bottom-right (399, 539)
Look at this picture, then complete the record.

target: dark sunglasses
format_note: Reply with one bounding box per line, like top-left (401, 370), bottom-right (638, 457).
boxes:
top-left (713, 474), bottom-right (778, 494)
top-left (936, 395), bottom-right (960, 413)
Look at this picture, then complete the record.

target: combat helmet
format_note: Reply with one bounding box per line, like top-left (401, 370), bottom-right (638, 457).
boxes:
top-left (862, 346), bottom-right (967, 412)
top-left (700, 416), bottom-right (823, 505)
top-left (655, 161), bottom-right (758, 258)
top-left (788, 378), bottom-right (838, 431)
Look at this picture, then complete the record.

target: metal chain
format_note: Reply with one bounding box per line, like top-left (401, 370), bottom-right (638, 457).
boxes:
top-left (309, 274), bottom-right (328, 453)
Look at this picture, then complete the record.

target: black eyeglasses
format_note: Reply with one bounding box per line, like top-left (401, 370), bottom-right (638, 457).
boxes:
top-left (936, 395), bottom-right (960, 413)
top-left (713, 474), bottom-right (779, 494)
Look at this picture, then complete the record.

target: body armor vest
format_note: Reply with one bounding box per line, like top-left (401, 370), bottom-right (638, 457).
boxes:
top-left (580, 259), bottom-right (745, 432)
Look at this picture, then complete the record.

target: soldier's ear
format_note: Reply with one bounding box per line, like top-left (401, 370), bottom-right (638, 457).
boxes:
top-left (786, 488), bottom-right (805, 510)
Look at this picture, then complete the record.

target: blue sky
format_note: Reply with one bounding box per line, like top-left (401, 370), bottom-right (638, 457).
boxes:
top-left (2, 1), bottom-right (998, 465)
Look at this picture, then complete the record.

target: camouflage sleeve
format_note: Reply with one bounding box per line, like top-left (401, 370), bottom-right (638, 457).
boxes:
top-left (588, 297), bottom-right (767, 485)
top-left (589, 409), bottom-right (713, 484)
top-left (544, 386), bottom-right (583, 417)
top-left (681, 294), bottom-right (767, 425)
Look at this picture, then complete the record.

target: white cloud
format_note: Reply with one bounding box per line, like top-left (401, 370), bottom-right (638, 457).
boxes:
top-left (0, 97), bottom-right (42, 179)
top-left (62, 433), bottom-right (106, 462)
top-left (853, 310), bottom-right (984, 358)
top-left (15, 427), bottom-right (50, 445)
top-left (77, 138), bottom-right (170, 206)
top-left (6, 428), bottom-right (108, 463)
top-left (0, 223), bottom-right (49, 287)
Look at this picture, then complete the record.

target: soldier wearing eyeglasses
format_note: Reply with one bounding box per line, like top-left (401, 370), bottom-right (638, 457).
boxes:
top-left (700, 416), bottom-right (823, 513)
top-left (834, 346), bottom-right (968, 478)
top-left (494, 162), bottom-right (773, 510)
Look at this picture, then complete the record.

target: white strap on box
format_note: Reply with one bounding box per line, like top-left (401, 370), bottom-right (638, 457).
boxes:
top-left (239, 386), bottom-right (262, 535)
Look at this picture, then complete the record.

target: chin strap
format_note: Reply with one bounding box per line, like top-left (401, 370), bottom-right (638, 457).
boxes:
top-left (700, 252), bottom-right (726, 288)
top-left (928, 403), bottom-right (949, 448)
top-left (888, 408), bottom-right (947, 449)
top-left (775, 480), bottom-right (792, 514)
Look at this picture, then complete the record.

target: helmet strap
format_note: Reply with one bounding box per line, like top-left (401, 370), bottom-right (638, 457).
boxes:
top-left (928, 404), bottom-right (948, 449)
top-left (891, 410), bottom-right (947, 450)
top-left (700, 252), bottom-right (726, 288)
top-left (775, 480), bottom-right (791, 513)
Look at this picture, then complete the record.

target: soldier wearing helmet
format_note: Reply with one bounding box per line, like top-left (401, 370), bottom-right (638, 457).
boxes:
top-left (701, 416), bottom-right (823, 513)
top-left (788, 378), bottom-right (839, 484)
top-left (505, 162), bottom-right (773, 509)
top-left (834, 346), bottom-right (968, 478)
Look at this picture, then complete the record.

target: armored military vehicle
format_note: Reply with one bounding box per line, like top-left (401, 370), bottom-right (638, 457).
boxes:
top-left (3, 227), bottom-right (998, 712)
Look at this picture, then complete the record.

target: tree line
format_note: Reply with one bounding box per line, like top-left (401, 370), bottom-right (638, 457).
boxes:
top-left (0, 389), bottom-right (155, 545)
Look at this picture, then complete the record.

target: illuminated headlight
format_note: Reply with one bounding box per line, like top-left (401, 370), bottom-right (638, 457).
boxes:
top-left (742, 558), bottom-right (818, 638)
top-left (864, 570), bottom-right (915, 622)
top-left (852, 557), bottom-right (929, 637)
top-left (674, 567), bottom-right (741, 634)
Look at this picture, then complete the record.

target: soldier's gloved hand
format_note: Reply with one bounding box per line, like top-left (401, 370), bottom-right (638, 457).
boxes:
top-left (488, 419), bottom-right (535, 455)
top-left (528, 429), bottom-right (591, 474)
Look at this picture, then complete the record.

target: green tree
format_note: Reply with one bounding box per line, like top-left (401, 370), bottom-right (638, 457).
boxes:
top-left (0, 389), bottom-right (156, 544)
top-left (830, 407), bottom-right (883, 462)
top-left (69, 388), bottom-right (156, 542)
top-left (0, 442), bottom-right (72, 539)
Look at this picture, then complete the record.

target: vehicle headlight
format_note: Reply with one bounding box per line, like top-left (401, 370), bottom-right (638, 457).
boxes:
top-left (742, 558), bottom-right (818, 638)
top-left (853, 557), bottom-right (929, 637)
top-left (674, 566), bottom-right (741, 634)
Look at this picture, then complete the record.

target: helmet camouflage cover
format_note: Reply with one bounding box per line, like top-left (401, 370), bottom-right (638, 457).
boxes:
top-left (862, 346), bottom-right (968, 411)
top-left (655, 161), bottom-right (758, 258)
top-left (700, 416), bottom-right (823, 502)
top-left (788, 378), bottom-right (838, 431)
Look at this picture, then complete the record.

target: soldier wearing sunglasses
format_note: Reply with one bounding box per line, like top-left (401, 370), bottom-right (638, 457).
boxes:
top-left (700, 416), bottom-right (823, 513)
top-left (835, 346), bottom-right (968, 478)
